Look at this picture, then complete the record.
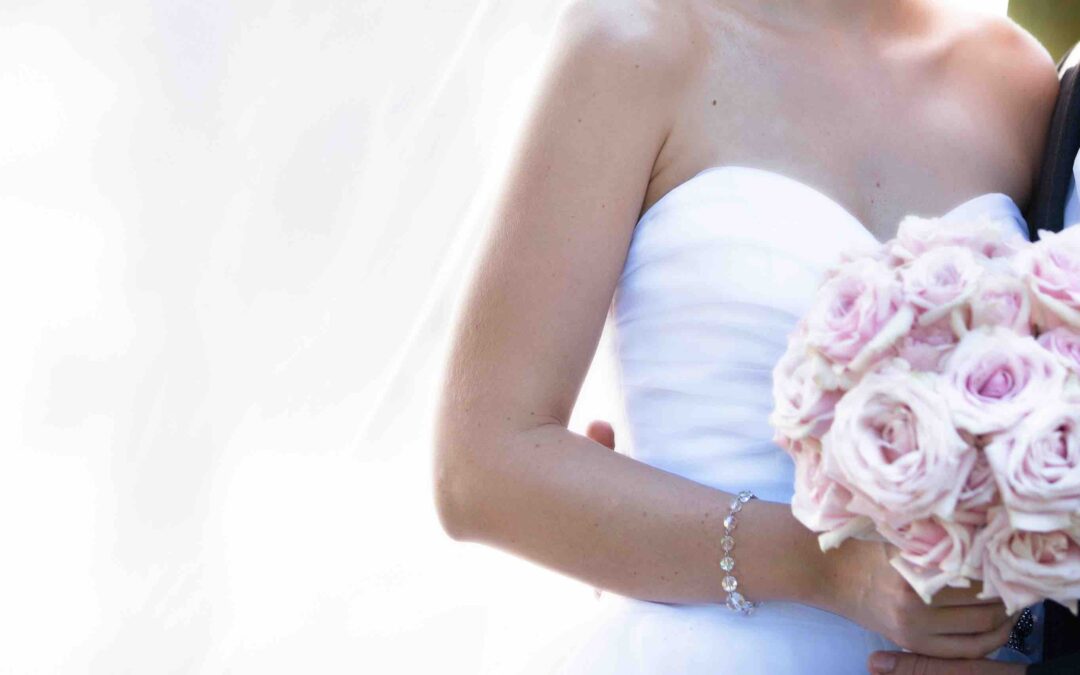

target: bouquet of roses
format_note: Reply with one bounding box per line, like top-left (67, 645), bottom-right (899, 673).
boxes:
top-left (770, 215), bottom-right (1080, 615)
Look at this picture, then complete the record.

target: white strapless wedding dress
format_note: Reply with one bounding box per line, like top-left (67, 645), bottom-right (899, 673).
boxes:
top-left (554, 165), bottom-right (1033, 674)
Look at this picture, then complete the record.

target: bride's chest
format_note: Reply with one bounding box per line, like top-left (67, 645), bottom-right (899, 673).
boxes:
top-left (667, 48), bottom-right (1029, 238)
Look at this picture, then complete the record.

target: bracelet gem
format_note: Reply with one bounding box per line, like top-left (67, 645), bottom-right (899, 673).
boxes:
top-left (721, 490), bottom-right (758, 616)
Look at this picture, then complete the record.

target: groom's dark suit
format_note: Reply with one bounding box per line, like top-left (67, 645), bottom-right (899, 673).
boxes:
top-left (1023, 41), bottom-right (1080, 671)
top-left (1026, 43), bottom-right (1080, 239)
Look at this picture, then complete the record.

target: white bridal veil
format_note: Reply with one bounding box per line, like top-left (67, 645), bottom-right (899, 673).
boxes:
top-left (1, 0), bottom-right (1006, 673)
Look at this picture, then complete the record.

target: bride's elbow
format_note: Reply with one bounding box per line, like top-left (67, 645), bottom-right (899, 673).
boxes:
top-left (432, 416), bottom-right (489, 542)
top-left (432, 444), bottom-right (469, 542)
top-left (432, 456), bottom-right (476, 542)
top-left (432, 383), bottom-right (555, 542)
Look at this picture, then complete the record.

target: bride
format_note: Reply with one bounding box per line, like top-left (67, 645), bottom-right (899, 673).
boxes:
top-left (433, 0), bottom-right (1058, 672)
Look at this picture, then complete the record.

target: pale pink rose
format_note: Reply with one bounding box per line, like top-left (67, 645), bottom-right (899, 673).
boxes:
top-left (771, 336), bottom-right (843, 442)
top-left (890, 215), bottom-right (1026, 262)
top-left (941, 327), bottom-right (1066, 435)
top-left (1038, 327), bottom-right (1080, 375)
top-left (804, 258), bottom-right (914, 374)
top-left (880, 516), bottom-right (973, 604)
top-left (1068, 375), bottom-right (1080, 402)
top-left (895, 319), bottom-right (959, 372)
top-left (785, 438), bottom-right (871, 551)
top-left (823, 362), bottom-right (975, 528)
top-left (954, 451), bottom-right (998, 527)
top-left (964, 507), bottom-right (1080, 615)
top-left (833, 240), bottom-right (893, 269)
top-left (901, 246), bottom-right (985, 326)
top-left (1022, 227), bottom-right (1080, 330)
top-left (984, 403), bottom-right (1080, 532)
top-left (969, 272), bottom-right (1033, 336)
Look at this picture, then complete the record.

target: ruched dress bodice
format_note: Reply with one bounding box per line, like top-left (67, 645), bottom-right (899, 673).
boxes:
top-left (555, 165), bottom-right (1031, 674)
top-left (612, 165), bottom-right (1026, 501)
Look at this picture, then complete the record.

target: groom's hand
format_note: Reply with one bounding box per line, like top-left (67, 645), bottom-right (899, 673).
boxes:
top-left (867, 651), bottom-right (1025, 674)
top-left (585, 420), bottom-right (616, 451)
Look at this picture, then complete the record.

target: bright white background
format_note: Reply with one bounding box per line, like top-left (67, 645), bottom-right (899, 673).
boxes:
top-left (0, 1), bottom-right (1006, 673)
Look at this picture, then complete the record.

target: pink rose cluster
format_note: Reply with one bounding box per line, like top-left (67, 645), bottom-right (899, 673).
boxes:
top-left (771, 216), bottom-right (1080, 614)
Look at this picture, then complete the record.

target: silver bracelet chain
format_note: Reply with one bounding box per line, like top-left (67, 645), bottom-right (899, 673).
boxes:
top-left (721, 490), bottom-right (758, 615)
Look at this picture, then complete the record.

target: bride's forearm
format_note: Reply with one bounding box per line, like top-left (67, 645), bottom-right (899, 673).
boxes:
top-left (435, 421), bottom-right (830, 607)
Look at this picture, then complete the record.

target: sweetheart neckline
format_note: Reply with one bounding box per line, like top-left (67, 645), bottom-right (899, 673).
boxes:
top-left (636, 164), bottom-right (1024, 244)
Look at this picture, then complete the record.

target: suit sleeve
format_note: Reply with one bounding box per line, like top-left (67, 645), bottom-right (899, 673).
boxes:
top-left (1028, 651), bottom-right (1080, 675)
top-left (1065, 148), bottom-right (1080, 228)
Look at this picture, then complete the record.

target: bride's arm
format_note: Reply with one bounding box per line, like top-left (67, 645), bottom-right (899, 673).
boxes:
top-left (433, 2), bottom-right (1011, 658)
top-left (433, 0), bottom-right (813, 608)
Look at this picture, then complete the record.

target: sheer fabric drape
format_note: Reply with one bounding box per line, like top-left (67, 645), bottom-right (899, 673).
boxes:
top-left (1, 0), bottom-right (1007, 672)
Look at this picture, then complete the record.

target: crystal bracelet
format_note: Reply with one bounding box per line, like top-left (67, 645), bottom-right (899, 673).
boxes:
top-left (721, 490), bottom-right (758, 615)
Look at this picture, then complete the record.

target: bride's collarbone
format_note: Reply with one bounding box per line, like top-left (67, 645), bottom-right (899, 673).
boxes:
top-left (656, 98), bottom-right (1025, 234)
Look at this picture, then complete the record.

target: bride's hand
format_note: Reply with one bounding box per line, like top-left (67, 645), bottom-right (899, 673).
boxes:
top-left (584, 419), bottom-right (1019, 659)
top-left (821, 537), bottom-right (1019, 660)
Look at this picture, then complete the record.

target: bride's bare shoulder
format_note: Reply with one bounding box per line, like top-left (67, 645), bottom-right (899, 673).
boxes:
top-left (942, 9), bottom-right (1058, 109)
top-left (938, 8), bottom-right (1058, 183)
top-left (552, 0), bottom-right (700, 71)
